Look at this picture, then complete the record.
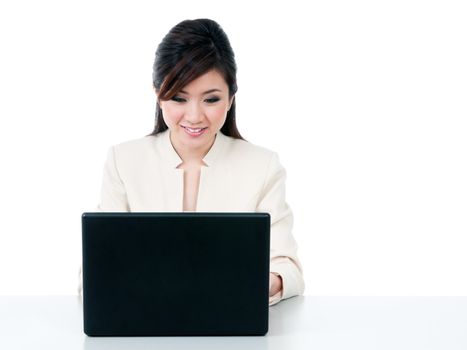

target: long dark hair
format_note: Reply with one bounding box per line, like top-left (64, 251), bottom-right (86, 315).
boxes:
top-left (147, 18), bottom-right (245, 140)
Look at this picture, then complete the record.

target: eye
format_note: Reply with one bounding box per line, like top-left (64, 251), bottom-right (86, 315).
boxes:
top-left (205, 97), bottom-right (220, 104)
top-left (171, 96), bottom-right (186, 103)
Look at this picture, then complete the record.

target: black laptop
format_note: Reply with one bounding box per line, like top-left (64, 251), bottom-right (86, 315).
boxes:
top-left (81, 212), bottom-right (270, 336)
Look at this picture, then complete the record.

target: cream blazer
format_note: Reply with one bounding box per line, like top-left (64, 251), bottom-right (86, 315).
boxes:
top-left (78, 129), bottom-right (305, 306)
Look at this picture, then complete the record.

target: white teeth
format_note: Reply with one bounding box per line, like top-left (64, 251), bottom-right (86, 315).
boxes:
top-left (184, 127), bottom-right (204, 133)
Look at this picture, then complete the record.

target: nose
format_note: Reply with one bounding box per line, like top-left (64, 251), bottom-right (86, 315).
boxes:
top-left (184, 101), bottom-right (204, 125)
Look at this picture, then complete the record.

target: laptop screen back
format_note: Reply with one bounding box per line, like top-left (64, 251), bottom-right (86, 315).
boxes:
top-left (82, 212), bottom-right (270, 336)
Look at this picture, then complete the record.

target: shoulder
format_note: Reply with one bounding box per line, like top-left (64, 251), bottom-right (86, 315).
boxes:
top-left (107, 135), bottom-right (157, 166)
top-left (221, 133), bottom-right (280, 170)
top-left (112, 135), bottom-right (155, 153)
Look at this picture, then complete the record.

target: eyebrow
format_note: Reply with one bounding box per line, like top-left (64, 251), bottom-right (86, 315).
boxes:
top-left (179, 89), bottom-right (222, 95)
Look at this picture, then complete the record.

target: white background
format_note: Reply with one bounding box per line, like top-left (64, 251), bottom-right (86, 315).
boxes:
top-left (0, 0), bottom-right (465, 296)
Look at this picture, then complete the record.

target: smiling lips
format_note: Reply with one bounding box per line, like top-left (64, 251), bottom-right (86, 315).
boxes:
top-left (181, 125), bottom-right (208, 136)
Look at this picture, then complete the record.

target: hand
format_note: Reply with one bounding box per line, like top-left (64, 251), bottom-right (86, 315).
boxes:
top-left (269, 272), bottom-right (283, 296)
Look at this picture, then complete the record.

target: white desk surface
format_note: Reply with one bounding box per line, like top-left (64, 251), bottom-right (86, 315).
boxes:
top-left (0, 296), bottom-right (466, 350)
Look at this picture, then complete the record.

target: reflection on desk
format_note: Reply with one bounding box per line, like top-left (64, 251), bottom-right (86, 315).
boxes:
top-left (0, 296), bottom-right (466, 350)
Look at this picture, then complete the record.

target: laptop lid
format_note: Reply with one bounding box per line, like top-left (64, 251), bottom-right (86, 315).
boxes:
top-left (82, 212), bottom-right (270, 336)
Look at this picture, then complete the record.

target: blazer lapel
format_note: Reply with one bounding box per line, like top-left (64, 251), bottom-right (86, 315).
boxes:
top-left (154, 129), bottom-right (230, 212)
top-left (154, 130), bottom-right (184, 212)
top-left (197, 132), bottom-right (230, 212)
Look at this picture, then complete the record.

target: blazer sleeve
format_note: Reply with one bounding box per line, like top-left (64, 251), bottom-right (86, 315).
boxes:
top-left (78, 146), bottom-right (131, 301)
top-left (96, 145), bottom-right (131, 212)
top-left (256, 152), bottom-right (305, 306)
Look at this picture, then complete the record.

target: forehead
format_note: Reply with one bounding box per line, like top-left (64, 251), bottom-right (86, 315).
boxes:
top-left (179, 69), bottom-right (228, 94)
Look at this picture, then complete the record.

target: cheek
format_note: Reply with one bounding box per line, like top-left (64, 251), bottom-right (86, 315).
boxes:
top-left (206, 105), bottom-right (230, 124)
top-left (161, 105), bottom-right (184, 126)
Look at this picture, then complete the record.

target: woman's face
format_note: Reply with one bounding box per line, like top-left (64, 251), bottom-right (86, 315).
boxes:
top-left (157, 69), bottom-right (233, 153)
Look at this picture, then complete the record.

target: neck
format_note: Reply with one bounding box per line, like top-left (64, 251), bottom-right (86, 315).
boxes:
top-left (169, 131), bottom-right (216, 164)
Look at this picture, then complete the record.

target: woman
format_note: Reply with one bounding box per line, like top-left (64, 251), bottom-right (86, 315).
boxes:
top-left (78, 18), bottom-right (304, 306)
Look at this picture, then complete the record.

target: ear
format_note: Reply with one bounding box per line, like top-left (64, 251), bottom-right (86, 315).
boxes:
top-left (228, 95), bottom-right (235, 111)
top-left (153, 86), bottom-right (161, 105)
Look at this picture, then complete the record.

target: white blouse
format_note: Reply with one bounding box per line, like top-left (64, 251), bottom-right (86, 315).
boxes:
top-left (78, 129), bottom-right (305, 306)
